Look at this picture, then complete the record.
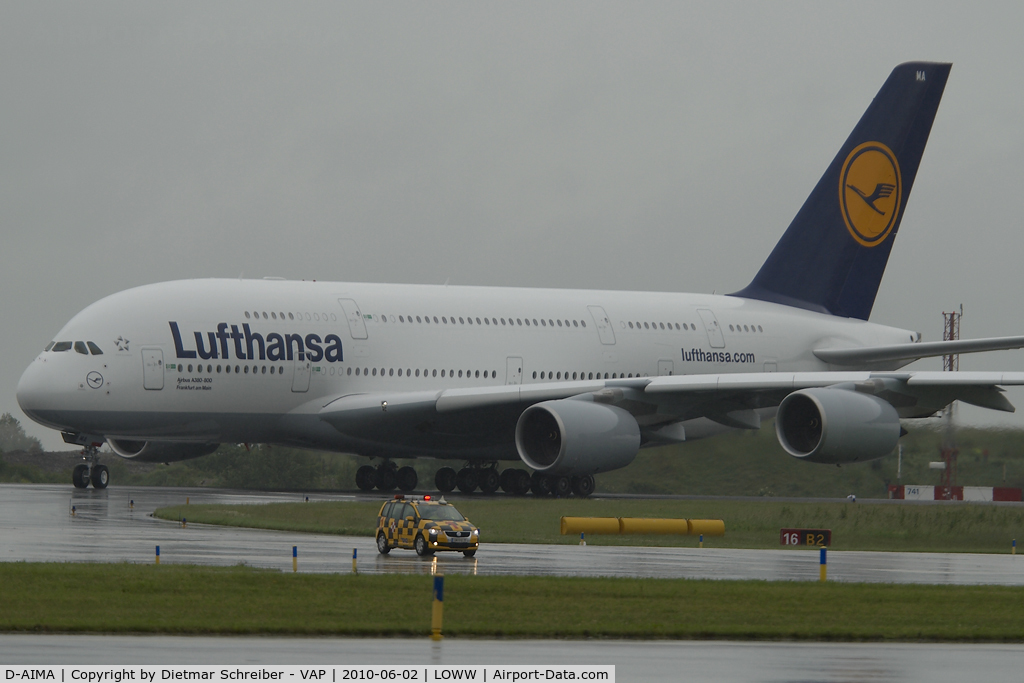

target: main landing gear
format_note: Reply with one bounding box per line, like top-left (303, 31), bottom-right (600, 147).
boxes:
top-left (71, 445), bottom-right (109, 490)
top-left (356, 461), bottom-right (419, 493)
top-left (353, 460), bottom-right (595, 497)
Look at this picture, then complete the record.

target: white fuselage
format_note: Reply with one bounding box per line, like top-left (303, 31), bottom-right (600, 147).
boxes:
top-left (17, 278), bottom-right (916, 460)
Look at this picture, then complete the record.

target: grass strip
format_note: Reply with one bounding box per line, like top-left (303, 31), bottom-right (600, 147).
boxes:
top-left (154, 498), bottom-right (1024, 553)
top-left (1, 563), bottom-right (1023, 640)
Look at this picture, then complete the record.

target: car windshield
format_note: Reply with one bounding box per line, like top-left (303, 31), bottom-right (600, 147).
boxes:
top-left (420, 505), bottom-right (465, 522)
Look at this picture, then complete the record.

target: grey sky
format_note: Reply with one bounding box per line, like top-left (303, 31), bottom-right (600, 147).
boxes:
top-left (3, 2), bottom-right (1023, 450)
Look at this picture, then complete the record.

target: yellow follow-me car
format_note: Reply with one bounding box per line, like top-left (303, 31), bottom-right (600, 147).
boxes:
top-left (376, 494), bottom-right (480, 557)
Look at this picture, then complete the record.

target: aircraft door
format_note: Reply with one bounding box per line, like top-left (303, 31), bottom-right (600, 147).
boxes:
top-left (658, 360), bottom-right (674, 376)
top-left (142, 349), bottom-right (164, 390)
top-left (764, 361), bottom-right (778, 372)
top-left (337, 299), bottom-right (368, 339)
top-left (697, 309), bottom-right (726, 348)
top-left (292, 357), bottom-right (311, 392)
top-left (587, 305), bottom-right (616, 345)
top-left (506, 357), bottom-right (523, 385)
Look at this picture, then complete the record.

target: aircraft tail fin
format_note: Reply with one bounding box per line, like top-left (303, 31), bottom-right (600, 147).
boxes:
top-left (732, 62), bottom-right (951, 320)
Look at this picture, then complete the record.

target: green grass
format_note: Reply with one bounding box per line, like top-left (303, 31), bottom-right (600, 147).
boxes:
top-left (154, 498), bottom-right (1024, 553)
top-left (2, 563), bottom-right (1023, 640)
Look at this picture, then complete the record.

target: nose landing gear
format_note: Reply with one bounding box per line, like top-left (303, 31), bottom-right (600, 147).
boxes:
top-left (71, 445), bottom-right (109, 489)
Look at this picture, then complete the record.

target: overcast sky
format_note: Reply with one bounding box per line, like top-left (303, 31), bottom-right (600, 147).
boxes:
top-left (3, 2), bottom-right (1024, 450)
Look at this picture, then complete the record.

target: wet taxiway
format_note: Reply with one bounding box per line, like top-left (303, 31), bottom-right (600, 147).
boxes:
top-left (2, 484), bottom-right (1023, 584)
top-left (2, 635), bottom-right (1024, 682)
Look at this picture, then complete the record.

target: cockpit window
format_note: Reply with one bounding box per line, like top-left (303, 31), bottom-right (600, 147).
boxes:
top-left (87, 342), bottom-right (103, 355)
top-left (74, 342), bottom-right (89, 355)
top-left (51, 342), bottom-right (72, 352)
top-left (45, 342), bottom-right (55, 352)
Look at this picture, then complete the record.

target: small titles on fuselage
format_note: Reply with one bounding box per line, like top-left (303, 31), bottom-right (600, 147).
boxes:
top-left (169, 322), bottom-right (343, 363)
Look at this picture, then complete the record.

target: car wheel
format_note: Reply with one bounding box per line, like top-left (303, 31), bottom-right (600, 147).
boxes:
top-left (376, 532), bottom-right (391, 555)
top-left (414, 534), bottom-right (434, 557)
top-left (463, 549), bottom-right (477, 558)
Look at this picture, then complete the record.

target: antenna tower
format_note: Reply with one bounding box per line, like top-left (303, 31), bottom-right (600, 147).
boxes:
top-left (939, 305), bottom-right (962, 492)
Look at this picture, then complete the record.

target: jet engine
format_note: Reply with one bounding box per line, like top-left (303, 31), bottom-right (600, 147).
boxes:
top-left (775, 388), bottom-right (900, 464)
top-left (107, 439), bottom-right (220, 463)
top-left (515, 399), bottom-right (641, 475)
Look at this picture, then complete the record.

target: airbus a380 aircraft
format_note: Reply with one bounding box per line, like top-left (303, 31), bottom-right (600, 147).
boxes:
top-left (17, 62), bottom-right (1024, 495)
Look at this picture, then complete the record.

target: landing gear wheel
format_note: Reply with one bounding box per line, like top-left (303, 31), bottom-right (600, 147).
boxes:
top-left (414, 534), bottom-right (434, 557)
top-left (514, 469), bottom-right (533, 495)
top-left (531, 471), bottom-right (552, 496)
top-left (551, 476), bottom-right (572, 497)
top-left (356, 465), bottom-right (376, 492)
top-left (499, 468), bottom-right (516, 493)
top-left (571, 474), bottom-right (595, 497)
top-left (435, 467), bottom-right (457, 493)
top-left (396, 466), bottom-right (418, 492)
top-left (456, 468), bottom-right (479, 493)
top-left (463, 549), bottom-right (477, 558)
top-left (72, 464), bottom-right (90, 489)
top-left (376, 532), bottom-right (391, 555)
top-left (478, 468), bottom-right (500, 494)
top-left (91, 465), bottom-right (109, 489)
top-left (375, 465), bottom-right (397, 491)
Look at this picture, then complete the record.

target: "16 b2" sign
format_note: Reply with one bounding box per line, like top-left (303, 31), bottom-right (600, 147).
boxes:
top-left (780, 528), bottom-right (831, 546)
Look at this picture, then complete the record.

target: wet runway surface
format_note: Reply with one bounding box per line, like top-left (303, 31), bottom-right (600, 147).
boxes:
top-left (3, 635), bottom-right (1024, 682)
top-left (4, 484), bottom-right (1024, 679)
top-left (2, 484), bottom-right (1023, 584)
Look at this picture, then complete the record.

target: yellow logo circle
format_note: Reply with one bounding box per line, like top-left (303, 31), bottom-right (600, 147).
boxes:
top-left (839, 142), bottom-right (902, 247)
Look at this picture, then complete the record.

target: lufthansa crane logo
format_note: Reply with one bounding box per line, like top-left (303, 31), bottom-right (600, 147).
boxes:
top-left (839, 141), bottom-right (902, 247)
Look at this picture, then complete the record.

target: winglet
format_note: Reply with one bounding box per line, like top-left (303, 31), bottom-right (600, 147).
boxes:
top-left (732, 62), bottom-right (951, 320)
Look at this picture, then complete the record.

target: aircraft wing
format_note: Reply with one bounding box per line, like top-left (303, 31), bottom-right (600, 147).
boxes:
top-left (813, 336), bottom-right (1024, 366)
top-left (319, 371), bottom-right (1024, 435)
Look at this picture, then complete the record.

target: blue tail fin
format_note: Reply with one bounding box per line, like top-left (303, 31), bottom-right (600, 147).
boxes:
top-left (732, 62), bottom-right (951, 320)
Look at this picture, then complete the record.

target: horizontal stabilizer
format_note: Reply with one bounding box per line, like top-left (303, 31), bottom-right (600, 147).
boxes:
top-left (814, 335), bottom-right (1024, 366)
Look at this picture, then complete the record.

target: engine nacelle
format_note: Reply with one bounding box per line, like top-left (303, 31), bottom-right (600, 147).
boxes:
top-left (107, 439), bottom-right (220, 463)
top-left (515, 399), bottom-right (641, 475)
top-left (776, 388), bottom-right (900, 464)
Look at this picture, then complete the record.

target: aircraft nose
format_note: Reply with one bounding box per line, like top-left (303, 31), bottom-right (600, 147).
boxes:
top-left (16, 358), bottom-right (50, 424)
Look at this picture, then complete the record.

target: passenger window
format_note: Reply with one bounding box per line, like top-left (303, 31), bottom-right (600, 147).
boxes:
top-left (475, 370), bottom-right (480, 378)
top-left (87, 342), bottom-right (103, 355)
top-left (416, 316), bottom-right (422, 323)
top-left (416, 369), bottom-right (420, 377)
top-left (425, 316), bottom-right (430, 324)
top-left (272, 312), bottom-right (277, 320)
top-left (476, 317), bottom-right (482, 324)
top-left (532, 319), bottom-right (538, 326)
top-left (532, 371), bottom-right (537, 379)
top-left (541, 319), bottom-right (546, 326)
top-left (270, 366), bottom-right (275, 375)
top-left (74, 342), bottom-right (88, 355)
top-left (244, 366), bottom-right (250, 374)
top-left (442, 317), bottom-right (448, 324)
top-left (459, 370), bottom-right (464, 378)
top-left (262, 366), bottom-right (267, 374)
top-left (517, 319), bottom-right (523, 326)
top-left (573, 321), bottom-right (579, 328)
top-left (501, 318), bottom-right (506, 325)
top-left (188, 364), bottom-right (194, 372)
top-left (399, 316), bottom-right (405, 322)
top-left (433, 369), bottom-right (437, 377)
top-left (581, 321), bottom-right (586, 327)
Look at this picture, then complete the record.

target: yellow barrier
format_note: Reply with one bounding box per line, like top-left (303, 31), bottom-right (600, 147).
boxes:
top-left (618, 518), bottom-right (691, 535)
top-left (688, 519), bottom-right (726, 537)
top-left (560, 516), bottom-right (725, 536)
top-left (560, 517), bottom-right (621, 535)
